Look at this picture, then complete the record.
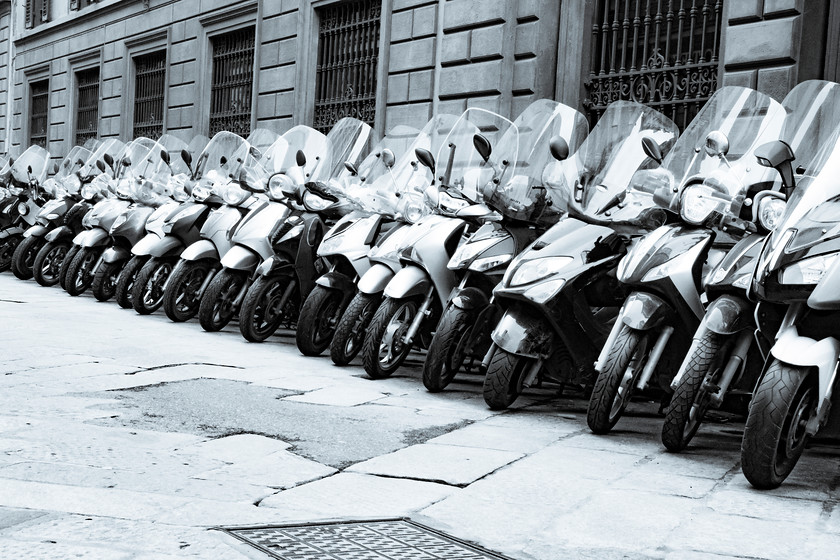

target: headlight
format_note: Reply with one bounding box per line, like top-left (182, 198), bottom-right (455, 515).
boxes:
top-left (439, 191), bottom-right (470, 213)
top-left (82, 211), bottom-right (97, 228)
top-left (116, 178), bottom-right (133, 199)
top-left (680, 184), bottom-right (728, 225)
top-left (63, 174), bottom-right (82, 195)
top-left (758, 196), bottom-right (786, 231)
top-left (469, 254), bottom-right (513, 272)
top-left (303, 190), bottom-right (333, 211)
top-left (524, 278), bottom-right (567, 304)
top-left (81, 184), bottom-right (98, 200)
top-left (779, 253), bottom-right (840, 285)
top-left (109, 213), bottom-right (129, 233)
top-left (510, 256), bottom-right (574, 287)
top-left (17, 202), bottom-right (29, 216)
top-left (448, 236), bottom-right (504, 270)
top-left (223, 184), bottom-right (250, 206)
top-left (192, 185), bottom-right (211, 202)
top-left (269, 174), bottom-right (295, 201)
top-left (397, 193), bottom-right (427, 224)
top-left (732, 274), bottom-right (751, 290)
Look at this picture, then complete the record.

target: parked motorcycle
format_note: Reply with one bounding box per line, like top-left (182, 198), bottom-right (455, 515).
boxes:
top-left (586, 86), bottom-right (786, 434)
top-left (422, 99), bottom-right (589, 392)
top-left (662, 79), bottom-right (840, 452)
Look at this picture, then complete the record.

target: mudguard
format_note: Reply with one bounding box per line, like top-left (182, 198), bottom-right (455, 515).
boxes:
top-left (222, 244), bottom-right (261, 271)
top-left (102, 246), bottom-right (131, 264)
top-left (0, 226), bottom-right (24, 239)
top-left (76, 228), bottom-right (110, 248)
top-left (181, 239), bottom-right (219, 262)
top-left (148, 236), bottom-right (184, 258)
top-left (771, 329), bottom-right (840, 418)
top-left (45, 225), bottom-right (72, 243)
top-left (620, 291), bottom-right (673, 330)
top-left (357, 263), bottom-right (395, 295)
top-left (451, 286), bottom-right (490, 311)
top-left (23, 224), bottom-right (49, 239)
top-left (704, 295), bottom-right (752, 335)
top-left (384, 265), bottom-right (431, 300)
top-left (131, 233), bottom-right (162, 256)
top-left (256, 255), bottom-right (294, 277)
top-left (491, 305), bottom-right (555, 358)
top-left (315, 271), bottom-right (356, 294)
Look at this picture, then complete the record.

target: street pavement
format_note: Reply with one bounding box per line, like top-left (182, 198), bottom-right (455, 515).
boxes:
top-left (0, 274), bottom-right (838, 559)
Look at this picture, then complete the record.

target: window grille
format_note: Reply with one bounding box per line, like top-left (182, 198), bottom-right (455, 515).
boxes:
top-left (25, 0), bottom-right (49, 29)
top-left (29, 80), bottom-right (49, 149)
top-left (133, 51), bottom-right (167, 140)
top-left (75, 68), bottom-right (100, 146)
top-left (313, 0), bottom-right (381, 134)
top-left (70, 0), bottom-right (97, 10)
top-left (209, 27), bottom-right (256, 137)
top-left (584, 0), bottom-right (724, 130)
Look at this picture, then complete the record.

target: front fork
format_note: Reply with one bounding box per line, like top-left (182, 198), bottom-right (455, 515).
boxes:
top-left (402, 286), bottom-right (436, 347)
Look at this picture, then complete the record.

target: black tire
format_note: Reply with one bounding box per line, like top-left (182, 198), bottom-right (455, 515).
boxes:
top-left (424, 305), bottom-right (476, 392)
top-left (131, 257), bottom-right (175, 315)
top-left (163, 260), bottom-right (214, 322)
top-left (482, 347), bottom-right (533, 410)
top-left (330, 292), bottom-right (380, 366)
top-left (661, 331), bottom-right (724, 452)
top-left (239, 275), bottom-right (297, 342)
top-left (198, 269), bottom-right (247, 332)
top-left (59, 245), bottom-right (80, 290)
top-left (12, 235), bottom-right (44, 280)
top-left (33, 241), bottom-right (71, 287)
top-left (296, 285), bottom-right (345, 356)
top-left (361, 297), bottom-right (419, 379)
top-left (741, 360), bottom-right (815, 489)
top-left (65, 246), bottom-right (103, 296)
top-left (0, 234), bottom-right (22, 273)
top-left (91, 260), bottom-right (124, 302)
top-left (587, 325), bottom-right (649, 434)
top-left (114, 256), bottom-right (146, 309)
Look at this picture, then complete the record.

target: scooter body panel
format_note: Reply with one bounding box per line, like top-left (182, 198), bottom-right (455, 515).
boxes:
top-left (771, 327), bottom-right (840, 419)
top-left (491, 304), bottom-right (554, 358)
top-left (101, 246), bottom-right (132, 264)
top-left (704, 294), bottom-right (752, 335)
top-left (22, 224), bottom-right (49, 239)
top-left (199, 205), bottom-right (242, 260)
top-left (113, 205), bottom-right (155, 250)
top-left (384, 265), bottom-right (432, 300)
top-left (181, 239), bottom-right (219, 262)
top-left (147, 236), bottom-right (185, 258)
top-left (45, 225), bottom-right (72, 243)
top-left (230, 201), bottom-right (292, 262)
top-left (619, 291), bottom-right (673, 330)
top-left (315, 271), bottom-right (357, 294)
top-left (77, 228), bottom-right (110, 248)
top-left (221, 244), bottom-right (261, 271)
top-left (357, 262), bottom-right (396, 294)
top-left (318, 213), bottom-right (380, 278)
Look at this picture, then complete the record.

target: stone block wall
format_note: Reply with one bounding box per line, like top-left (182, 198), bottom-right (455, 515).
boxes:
top-left (0, 2), bottom-right (10, 154)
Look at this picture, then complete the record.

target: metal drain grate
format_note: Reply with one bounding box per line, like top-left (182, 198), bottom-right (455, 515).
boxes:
top-left (220, 518), bottom-right (514, 559)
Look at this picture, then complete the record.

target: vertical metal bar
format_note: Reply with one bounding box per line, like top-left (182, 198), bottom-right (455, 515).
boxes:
top-left (699, 0), bottom-right (710, 63)
top-left (630, 0), bottom-right (641, 71)
top-left (687, 0), bottom-right (697, 64)
top-left (609, 0), bottom-right (620, 73)
top-left (711, 0), bottom-right (722, 61)
top-left (664, 0), bottom-right (673, 66)
top-left (599, 1), bottom-right (609, 75)
top-left (619, 0), bottom-right (630, 72)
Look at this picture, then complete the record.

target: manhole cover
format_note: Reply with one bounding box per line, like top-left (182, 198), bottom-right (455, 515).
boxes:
top-left (221, 518), bottom-right (514, 559)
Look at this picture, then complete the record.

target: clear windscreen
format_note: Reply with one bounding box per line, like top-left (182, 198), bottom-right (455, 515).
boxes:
top-left (80, 139), bottom-right (126, 177)
top-left (258, 136), bottom-right (292, 175)
top-left (54, 145), bottom-right (94, 181)
top-left (268, 126), bottom-right (327, 178)
top-left (246, 128), bottom-right (281, 159)
top-left (777, 80), bottom-right (840, 177)
top-left (194, 131), bottom-right (251, 179)
top-left (11, 145), bottom-right (51, 185)
top-left (545, 101), bottom-right (678, 225)
top-left (310, 117), bottom-right (376, 183)
top-left (119, 138), bottom-right (159, 178)
top-left (484, 99), bottom-right (589, 225)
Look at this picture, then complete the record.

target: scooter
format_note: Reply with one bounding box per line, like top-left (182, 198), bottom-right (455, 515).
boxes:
top-left (661, 79), bottom-right (840, 452)
top-left (422, 99), bottom-right (589, 393)
top-left (587, 86), bottom-right (786, 435)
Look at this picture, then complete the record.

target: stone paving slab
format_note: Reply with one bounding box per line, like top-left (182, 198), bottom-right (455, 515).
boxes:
top-left (282, 385), bottom-right (389, 406)
top-left (183, 433), bottom-right (293, 462)
top-left (193, 449), bottom-right (337, 489)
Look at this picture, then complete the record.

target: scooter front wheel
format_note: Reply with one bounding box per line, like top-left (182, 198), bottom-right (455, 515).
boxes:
top-left (114, 256), bottom-right (147, 309)
top-left (587, 325), bottom-right (649, 434)
top-left (199, 269), bottom-right (247, 332)
top-left (482, 347), bottom-right (532, 410)
top-left (11, 235), bottom-right (44, 280)
top-left (239, 275), bottom-right (297, 342)
top-left (424, 305), bottom-right (476, 392)
top-left (65, 246), bottom-right (103, 296)
top-left (661, 330), bottom-right (724, 452)
top-left (132, 257), bottom-right (175, 315)
top-left (0, 234), bottom-right (22, 272)
top-left (362, 296), bottom-right (419, 379)
top-left (296, 285), bottom-right (345, 356)
top-left (59, 245), bottom-right (81, 290)
top-left (741, 360), bottom-right (815, 489)
top-left (330, 292), bottom-right (381, 366)
top-left (91, 260), bottom-right (124, 302)
top-left (34, 241), bottom-right (71, 287)
top-left (164, 259), bottom-right (214, 322)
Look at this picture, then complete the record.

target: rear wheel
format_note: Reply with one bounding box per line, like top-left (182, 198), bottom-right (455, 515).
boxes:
top-left (482, 348), bottom-right (532, 410)
top-left (114, 256), bottom-right (146, 309)
top-left (0, 234), bottom-right (22, 272)
top-left (362, 297), bottom-right (419, 379)
top-left (33, 241), bottom-right (70, 287)
top-left (424, 305), bottom-right (476, 392)
top-left (12, 235), bottom-right (44, 280)
top-left (163, 259), bottom-right (214, 322)
top-left (296, 285), bottom-right (345, 356)
top-left (198, 269), bottom-right (247, 332)
top-left (741, 361), bottom-right (815, 489)
top-left (91, 260), bottom-right (124, 302)
top-left (59, 245), bottom-right (80, 290)
top-left (330, 292), bottom-right (380, 366)
top-left (132, 257), bottom-right (175, 314)
top-left (587, 325), bottom-right (649, 434)
top-left (65, 246), bottom-right (103, 296)
top-left (239, 275), bottom-right (298, 342)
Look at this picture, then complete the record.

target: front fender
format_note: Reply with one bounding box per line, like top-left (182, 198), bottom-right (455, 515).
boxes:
top-left (771, 329), bottom-right (840, 418)
top-left (357, 262), bottom-right (395, 295)
top-left (621, 292), bottom-right (673, 330)
top-left (384, 265), bottom-right (431, 300)
top-left (23, 224), bottom-right (49, 239)
top-left (256, 255), bottom-right (294, 277)
top-left (45, 225), bottom-right (72, 243)
top-left (76, 228), bottom-right (110, 248)
top-left (148, 236), bottom-right (184, 258)
top-left (131, 233), bottom-right (162, 256)
top-left (452, 286), bottom-right (490, 311)
top-left (181, 239), bottom-right (219, 262)
top-left (0, 226), bottom-right (25, 239)
top-left (221, 245), bottom-right (261, 271)
top-left (704, 295), bottom-right (752, 335)
top-left (102, 246), bottom-right (131, 264)
top-left (490, 304), bottom-right (555, 358)
top-left (315, 271), bottom-right (357, 294)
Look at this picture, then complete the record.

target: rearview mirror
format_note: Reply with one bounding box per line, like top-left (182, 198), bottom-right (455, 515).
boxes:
top-left (549, 135), bottom-right (570, 162)
top-left (415, 148), bottom-right (435, 173)
top-left (180, 149), bottom-right (192, 168)
top-left (381, 148), bottom-right (396, 169)
top-left (96, 160), bottom-right (106, 173)
top-left (296, 150), bottom-right (307, 167)
top-left (160, 150), bottom-right (170, 165)
top-left (103, 153), bottom-right (114, 169)
top-left (121, 157), bottom-right (131, 167)
top-left (704, 131), bottom-right (730, 158)
top-left (343, 161), bottom-right (359, 175)
top-left (51, 162), bottom-right (59, 174)
top-left (473, 134), bottom-right (492, 163)
top-left (755, 139), bottom-right (796, 194)
top-left (641, 136), bottom-right (663, 164)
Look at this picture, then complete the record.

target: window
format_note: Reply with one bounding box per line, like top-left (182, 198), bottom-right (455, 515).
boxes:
top-left (133, 51), bottom-right (167, 139)
top-left (313, 0), bottom-right (381, 134)
top-left (209, 27), bottom-right (256, 136)
top-left (584, 0), bottom-right (724, 130)
top-left (69, 0), bottom-right (97, 10)
top-left (25, 0), bottom-right (49, 29)
top-left (29, 80), bottom-right (49, 148)
top-left (75, 67), bottom-right (100, 145)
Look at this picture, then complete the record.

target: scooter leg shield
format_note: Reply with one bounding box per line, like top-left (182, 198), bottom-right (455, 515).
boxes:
top-left (0, 226), bottom-right (24, 239)
top-left (771, 330), bottom-right (840, 418)
top-left (180, 239), bottom-right (219, 262)
top-left (315, 271), bottom-right (357, 294)
top-left (220, 245), bottom-right (260, 271)
top-left (357, 263), bottom-right (394, 295)
top-left (704, 295), bottom-right (752, 336)
top-left (490, 304), bottom-right (555, 359)
top-left (620, 292), bottom-right (672, 331)
top-left (384, 266), bottom-right (431, 300)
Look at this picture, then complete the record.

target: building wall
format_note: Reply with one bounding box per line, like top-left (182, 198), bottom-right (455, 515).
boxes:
top-left (0, 1), bottom-right (11, 154)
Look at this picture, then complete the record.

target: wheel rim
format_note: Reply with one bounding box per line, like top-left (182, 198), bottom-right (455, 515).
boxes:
top-left (378, 301), bottom-right (417, 368)
top-left (313, 293), bottom-right (342, 345)
top-left (609, 335), bottom-right (649, 422)
top-left (175, 266), bottom-right (207, 313)
top-left (142, 262), bottom-right (173, 308)
top-left (779, 386), bottom-right (814, 464)
top-left (214, 275), bottom-right (244, 325)
top-left (0, 237), bottom-right (20, 266)
top-left (344, 299), bottom-right (376, 357)
top-left (23, 242), bottom-right (41, 269)
top-left (448, 324), bottom-right (474, 374)
top-left (251, 279), bottom-right (294, 336)
top-left (41, 245), bottom-right (68, 281)
top-left (74, 251), bottom-right (98, 290)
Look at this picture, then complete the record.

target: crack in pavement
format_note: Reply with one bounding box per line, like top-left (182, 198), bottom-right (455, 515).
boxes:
top-left (130, 362), bottom-right (245, 374)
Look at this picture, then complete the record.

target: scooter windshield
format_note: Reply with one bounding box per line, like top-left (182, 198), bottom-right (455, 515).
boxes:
top-left (79, 139), bottom-right (126, 178)
top-left (10, 145), bottom-right (51, 185)
top-left (545, 101), bottom-right (678, 225)
top-left (266, 126), bottom-right (326, 178)
top-left (54, 145), bottom-right (95, 182)
top-left (194, 131), bottom-right (251, 180)
top-left (309, 117), bottom-right (376, 184)
top-left (485, 99), bottom-right (589, 226)
top-left (247, 128), bottom-right (281, 159)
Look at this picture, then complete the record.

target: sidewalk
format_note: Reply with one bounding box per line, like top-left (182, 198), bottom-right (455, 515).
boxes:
top-left (0, 275), bottom-right (837, 559)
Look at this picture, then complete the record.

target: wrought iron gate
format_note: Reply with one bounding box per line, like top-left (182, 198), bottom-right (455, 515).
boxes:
top-left (313, 0), bottom-right (381, 134)
top-left (209, 27), bottom-right (255, 137)
top-left (29, 80), bottom-right (49, 148)
top-left (584, 0), bottom-right (724, 130)
top-left (133, 51), bottom-right (166, 140)
top-left (75, 68), bottom-right (100, 146)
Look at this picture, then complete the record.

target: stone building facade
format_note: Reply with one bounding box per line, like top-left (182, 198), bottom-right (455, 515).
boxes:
top-left (0, 0), bottom-right (836, 159)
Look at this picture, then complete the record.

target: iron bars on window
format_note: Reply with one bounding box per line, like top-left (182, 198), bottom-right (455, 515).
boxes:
top-left (75, 68), bottom-right (100, 146)
top-left (209, 27), bottom-right (256, 137)
top-left (29, 80), bottom-right (49, 149)
top-left (133, 51), bottom-right (167, 140)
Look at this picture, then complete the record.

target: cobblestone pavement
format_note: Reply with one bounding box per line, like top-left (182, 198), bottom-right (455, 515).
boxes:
top-left (0, 274), bottom-right (838, 559)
